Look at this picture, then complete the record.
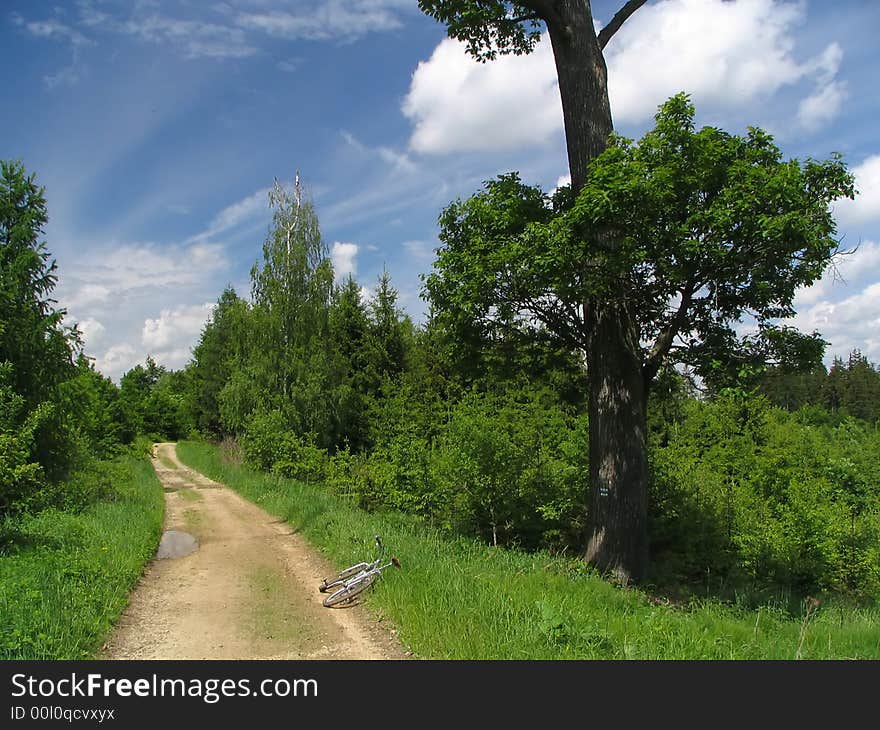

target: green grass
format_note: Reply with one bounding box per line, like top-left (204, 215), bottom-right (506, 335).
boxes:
top-left (177, 440), bottom-right (880, 659)
top-left (0, 454), bottom-right (164, 659)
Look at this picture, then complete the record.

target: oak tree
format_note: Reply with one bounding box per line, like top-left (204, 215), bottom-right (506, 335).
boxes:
top-left (425, 95), bottom-right (854, 582)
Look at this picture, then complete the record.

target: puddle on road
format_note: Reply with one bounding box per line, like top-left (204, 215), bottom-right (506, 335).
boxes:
top-left (157, 530), bottom-right (199, 559)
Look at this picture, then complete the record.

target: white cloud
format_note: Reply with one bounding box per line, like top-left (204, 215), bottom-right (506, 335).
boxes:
top-left (277, 58), bottom-right (302, 73)
top-left (404, 0), bottom-right (848, 154)
top-left (795, 240), bottom-right (880, 307)
top-left (121, 15), bottom-right (257, 59)
top-left (797, 80), bottom-right (847, 132)
top-left (796, 42), bottom-right (847, 131)
top-left (188, 187), bottom-right (270, 245)
top-left (75, 241), bottom-right (227, 293)
top-left (341, 130), bottom-right (416, 173)
top-left (76, 317), bottom-right (106, 348)
top-left (605, 0), bottom-right (808, 123)
top-left (233, 1), bottom-right (404, 41)
top-left (331, 242), bottom-right (359, 281)
top-left (64, 283), bottom-right (111, 310)
top-left (24, 18), bottom-right (90, 47)
top-left (789, 283), bottom-right (880, 365)
top-left (94, 343), bottom-right (138, 380)
top-left (403, 34), bottom-right (562, 154)
top-left (789, 241), bottom-right (880, 364)
top-left (834, 155), bottom-right (880, 228)
top-left (142, 303), bottom-right (215, 350)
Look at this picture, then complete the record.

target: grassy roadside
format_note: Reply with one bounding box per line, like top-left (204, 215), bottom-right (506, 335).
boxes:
top-left (0, 454), bottom-right (164, 659)
top-left (178, 440), bottom-right (880, 659)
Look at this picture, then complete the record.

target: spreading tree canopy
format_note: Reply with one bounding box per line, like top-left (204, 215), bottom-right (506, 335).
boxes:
top-left (425, 95), bottom-right (855, 581)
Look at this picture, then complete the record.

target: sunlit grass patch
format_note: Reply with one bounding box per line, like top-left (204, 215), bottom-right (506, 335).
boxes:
top-left (0, 455), bottom-right (164, 659)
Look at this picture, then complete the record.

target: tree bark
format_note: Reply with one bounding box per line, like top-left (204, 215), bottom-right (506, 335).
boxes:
top-left (545, 0), bottom-right (613, 192)
top-left (584, 302), bottom-right (649, 584)
top-left (546, 0), bottom-right (649, 583)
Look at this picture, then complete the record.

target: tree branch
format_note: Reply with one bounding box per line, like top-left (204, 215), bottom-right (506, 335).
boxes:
top-left (516, 0), bottom-right (555, 18)
top-left (597, 0), bottom-right (648, 50)
top-left (643, 280), bottom-right (696, 383)
top-left (509, 13), bottom-right (542, 25)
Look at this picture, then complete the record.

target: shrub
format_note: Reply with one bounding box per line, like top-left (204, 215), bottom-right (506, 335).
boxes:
top-left (241, 410), bottom-right (327, 483)
top-left (649, 392), bottom-right (880, 598)
top-left (431, 390), bottom-right (586, 550)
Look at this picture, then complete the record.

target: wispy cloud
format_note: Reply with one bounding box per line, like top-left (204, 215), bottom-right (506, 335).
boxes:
top-left (341, 130), bottom-right (416, 173)
top-left (23, 18), bottom-right (91, 47)
top-left (16, 14), bottom-right (93, 88)
top-left (233, 1), bottom-right (405, 42)
top-left (16, 0), bottom-right (414, 62)
top-left (120, 15), bottom-right (257, 59)
top-left (187, 187), bottom-right (271, 245)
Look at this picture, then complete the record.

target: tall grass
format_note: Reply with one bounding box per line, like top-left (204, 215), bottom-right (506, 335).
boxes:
top-left (178, 441), bottom-right (880, 659)
top-left (0, 455), bottom-right (164, 659)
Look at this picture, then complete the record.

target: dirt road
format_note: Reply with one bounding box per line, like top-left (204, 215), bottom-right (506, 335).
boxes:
top-left (102, 443), bottom-right (406, 660)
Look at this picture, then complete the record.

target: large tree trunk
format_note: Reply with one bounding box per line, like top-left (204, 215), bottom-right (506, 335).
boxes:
top-left (546, 0), bottom-right (649, 583)
top-left (545, 0), bottom-right (613, 192)
top-left (584, 303), bottom-right (649, 584)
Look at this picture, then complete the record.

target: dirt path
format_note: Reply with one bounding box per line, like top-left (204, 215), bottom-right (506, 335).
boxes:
top-left (102, 443), bottom-right (407, 660)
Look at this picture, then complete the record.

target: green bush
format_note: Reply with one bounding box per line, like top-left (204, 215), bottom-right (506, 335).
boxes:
top-left (365, 433), bottom-right (436, 516)
top-left (431, 390), bottom-right (586, 550)
top-left (241, 410), bottom-right (289, 471)
top-left (649, 392), bottom-right (880, 598)
top-left (241, 409), bottom-right (327, 483)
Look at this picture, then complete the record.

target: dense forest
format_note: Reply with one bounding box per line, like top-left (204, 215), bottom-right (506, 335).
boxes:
top-left (2, 99), bottom-right (879, 606)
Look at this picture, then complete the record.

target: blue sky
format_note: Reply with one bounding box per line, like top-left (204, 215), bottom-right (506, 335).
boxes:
top-left (2, 0), bottom-right (879, 380)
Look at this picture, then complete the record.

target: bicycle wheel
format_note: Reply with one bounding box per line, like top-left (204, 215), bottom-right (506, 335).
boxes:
top-left (319, 562), bottom-right (370, 592)
top-left (322, 572), bottom-right (378, 607)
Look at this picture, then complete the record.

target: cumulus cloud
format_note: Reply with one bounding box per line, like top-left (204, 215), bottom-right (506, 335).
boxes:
top-left (64, 283), bottom-right (112, 310)
top-left (403, 34), bottom-right (562, 154)
top-left (605, 0), bottom-right (819, 123)
top-left (834, 155), bottom-right (880, 228)
top-left (94, 343), bottom-right (138, 380)
top-left (76, 317), bottom-right (106, 348)
top-left (789, 241), bottom-right (880, 364)
top-left (142, 303), bottom-right (215, 350)
top-left (404, 0), bottom-right (848, 154)
top-left (331, 241), bottom-right (359, 281)
top-left (53, 238), bottom-right (231, 380)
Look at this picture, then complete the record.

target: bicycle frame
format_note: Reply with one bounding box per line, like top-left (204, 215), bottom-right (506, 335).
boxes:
top-left (319, 536), bottom-right (400, 607)
top-left (319, 536), bottom-right (384, 593)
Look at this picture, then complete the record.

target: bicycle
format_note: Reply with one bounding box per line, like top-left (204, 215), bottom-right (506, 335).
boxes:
top-left (318, 535), bottom-right (401, 608)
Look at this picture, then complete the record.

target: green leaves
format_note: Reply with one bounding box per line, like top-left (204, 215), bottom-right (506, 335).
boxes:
top-left (425, 94), bottom-right (856, 384)
top-left (418, 1), bottom-right (543, 61)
